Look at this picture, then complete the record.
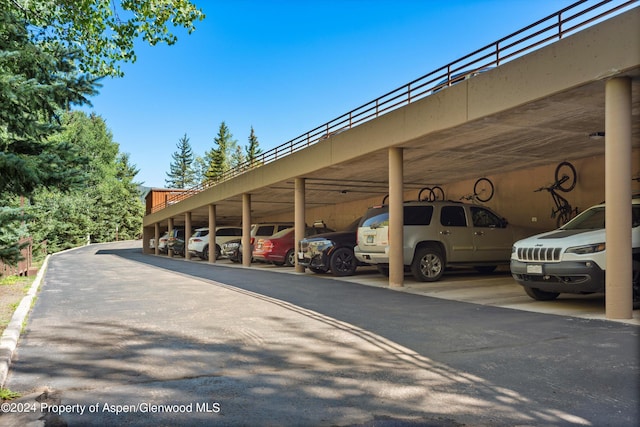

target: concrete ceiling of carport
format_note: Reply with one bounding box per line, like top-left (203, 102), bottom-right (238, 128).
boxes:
top-left (170, 72), bottom-right (640, 229)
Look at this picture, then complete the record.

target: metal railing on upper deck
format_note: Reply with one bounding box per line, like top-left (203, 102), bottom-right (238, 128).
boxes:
top-left (153, 0), bottom-right (638, 213)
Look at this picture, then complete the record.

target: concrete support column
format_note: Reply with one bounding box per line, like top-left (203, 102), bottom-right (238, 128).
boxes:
top-left (184, 212), bottom-right (192, 260)
top-left (605, 77), bottom-right (632, 319)
top-left (295, 178), bottom-right (306, 273)
top-left (142, 227), bottom-right (151, 254)
top-left (154, 223), bottom-right (160, 256)
top-left (242, 193), bottom-right (252, 267)
top-left (208, 204), bottom-right (217, 263)
top-left (168, 218), bottom-right (174, 257)
top-left (389, 147), bottom-right (404, 287)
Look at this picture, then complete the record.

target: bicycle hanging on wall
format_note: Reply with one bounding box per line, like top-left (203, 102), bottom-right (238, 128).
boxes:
top-left (460, 177), bottom-right (494, 204)
top-left (534, 161), bottom-right (578, 227)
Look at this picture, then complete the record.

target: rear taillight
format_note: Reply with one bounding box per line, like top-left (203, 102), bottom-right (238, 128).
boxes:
top-left (250, 237), bottom-right (255, 245)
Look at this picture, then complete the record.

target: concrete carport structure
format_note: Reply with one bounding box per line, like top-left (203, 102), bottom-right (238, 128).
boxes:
top-left (143, 3), bottom-right (640, 319)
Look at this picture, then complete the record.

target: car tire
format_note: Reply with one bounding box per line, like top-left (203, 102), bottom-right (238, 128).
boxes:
top-left (524, 286), bottom-right (560, 301)
top-left (330, 247), bottom-right (357, 277)
top-left (284, 249), bottom-right (296, 267)
top-left (201, 245), bottom-right (209, 261)
top-left (411, 245), bottom-right (444, 282)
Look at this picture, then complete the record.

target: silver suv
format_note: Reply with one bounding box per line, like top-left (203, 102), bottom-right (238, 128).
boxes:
top-left (354, 201), bottom-right (525, 282)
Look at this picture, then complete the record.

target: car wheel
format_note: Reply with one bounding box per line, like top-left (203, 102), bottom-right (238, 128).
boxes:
top-left (284, 249), bottom-right (296, 267)
top-left (474, 266), bottom-right (497, 274)
top-left (201, 245), bottom-right (209, 260)
top-left (524, 286), bottom-right (560, 301)
top-left (411, 245), bottom-right (444, 282)
top-left (215, 244), bottom-right (221, 259)
top-left (330, 247), bottom-right (357, 277)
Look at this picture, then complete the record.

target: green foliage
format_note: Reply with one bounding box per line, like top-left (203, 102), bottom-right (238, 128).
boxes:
top-left (26, 112), bottom-right (144, 254)
top-left (166, 133), bottom-right (196, 188)
top-left (12, 0), bottom-right (205, 77)
top-left (245, 126), bottom-right (263, 168)
top-left (204, 122), bottom-right (238, 182)
top-left (2, 1), bottom-right (200, 267)
top-left (0, 387), bottom-right (21, 400)
top-left (0, 5), bottom-right (98, 197)
top-left (0, 201), bottom-right (28, 268)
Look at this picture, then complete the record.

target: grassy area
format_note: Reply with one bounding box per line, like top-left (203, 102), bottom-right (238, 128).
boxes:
top-left (0, 274), bottom-right (34, 336)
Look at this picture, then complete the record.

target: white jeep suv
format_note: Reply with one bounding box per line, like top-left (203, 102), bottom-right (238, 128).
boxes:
top-left (510, 198), bottom-right (640, 307)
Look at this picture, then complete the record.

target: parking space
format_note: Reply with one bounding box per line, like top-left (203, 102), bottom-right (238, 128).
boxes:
top-left (172, 255), bottom-right (640, 325)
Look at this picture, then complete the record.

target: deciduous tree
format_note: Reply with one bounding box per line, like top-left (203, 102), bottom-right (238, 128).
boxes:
top-left (10, 0), bottom-right (205, 77)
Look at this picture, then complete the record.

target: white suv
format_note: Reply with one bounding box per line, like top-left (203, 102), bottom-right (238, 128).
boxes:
top-left (511, 198), bottom-right (640, 306)
top-left (188, 227), bottom-right (242, 260)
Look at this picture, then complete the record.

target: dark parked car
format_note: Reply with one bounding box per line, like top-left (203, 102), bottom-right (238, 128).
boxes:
top-left (298, 218), bottom-right (363, 276)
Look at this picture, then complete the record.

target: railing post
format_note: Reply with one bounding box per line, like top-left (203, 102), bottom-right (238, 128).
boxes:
top-left (558, 12), bottom-right (563, 39)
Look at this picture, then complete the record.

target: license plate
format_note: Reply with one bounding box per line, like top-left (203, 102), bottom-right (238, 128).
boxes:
top-left (367, 235), bottom-right (374, 244)
top-left (527, 264), bottom-right (543, 274)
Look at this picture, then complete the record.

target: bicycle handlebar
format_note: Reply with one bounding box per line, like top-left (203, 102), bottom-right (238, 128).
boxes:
top-left (534, 175), bottom-right (569, 192)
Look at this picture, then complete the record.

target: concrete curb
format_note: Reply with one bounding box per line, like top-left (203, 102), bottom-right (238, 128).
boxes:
top-left (0, 254), bottom-right (50, 387)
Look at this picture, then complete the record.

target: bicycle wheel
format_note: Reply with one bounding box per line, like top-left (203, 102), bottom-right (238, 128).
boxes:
top-left (431, 186), bottom-right (445, 201)
top-left (554, 161), bottom-right (577, 192)
top-left (473, 178), bottom-right (494, 202)
top-left (418, 187), bottom-right (434, 201)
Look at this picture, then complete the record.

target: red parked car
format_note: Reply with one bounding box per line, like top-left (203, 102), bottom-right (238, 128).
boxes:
top-left (253, 224), bottom-right (334, 267)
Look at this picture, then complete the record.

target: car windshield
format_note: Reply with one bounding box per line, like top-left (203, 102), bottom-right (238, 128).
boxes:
top-left (562, 205), bottom-right (640, 230)
top-left (361, 206), bottom-right (389, 228)
top-left (562, 207), bottom-right (605, 230)
top-left (269, 227), bottom-right (293, 239)
top-left (192, 229), bottom-right (208, 238)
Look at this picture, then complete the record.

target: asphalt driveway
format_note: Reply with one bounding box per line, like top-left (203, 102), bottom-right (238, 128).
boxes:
top-left (1, 241), bottom-right (638, 426)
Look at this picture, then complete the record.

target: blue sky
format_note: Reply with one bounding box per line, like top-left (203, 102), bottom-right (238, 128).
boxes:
top-left (83, 1), bottom-right (577, 188)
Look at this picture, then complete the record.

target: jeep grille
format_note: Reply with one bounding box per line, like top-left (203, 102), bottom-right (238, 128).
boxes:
top-left (517, 247), bottom-right (562, 262)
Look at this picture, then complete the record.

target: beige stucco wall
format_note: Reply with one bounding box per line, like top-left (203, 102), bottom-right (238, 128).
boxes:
top-left (265, 149), bottom-right (640, 232)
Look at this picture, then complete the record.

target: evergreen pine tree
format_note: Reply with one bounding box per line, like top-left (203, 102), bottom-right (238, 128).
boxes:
top-left (204, 122), bottom-right (237, 182)
top-left (165, 134), bottom-right (196, 188)
top-left (0, 7), bottom-right (98, 197)
top-left (245, 126), bottom-right (263, 168)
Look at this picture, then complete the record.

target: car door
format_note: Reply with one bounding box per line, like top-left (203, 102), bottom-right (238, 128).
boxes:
top-left (469, 206), bottom-right (513, 262)
top-left (438, 206), bottom-right (474, 262)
